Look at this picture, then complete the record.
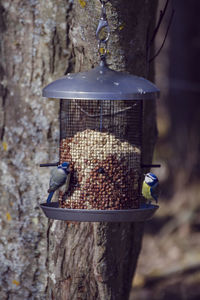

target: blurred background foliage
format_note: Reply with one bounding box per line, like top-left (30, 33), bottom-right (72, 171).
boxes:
top-left (131, 0), bottom-right (200, 299)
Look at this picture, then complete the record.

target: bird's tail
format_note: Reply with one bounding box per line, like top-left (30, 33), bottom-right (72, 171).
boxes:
top-left (47, 191), bottom-right (54, 203)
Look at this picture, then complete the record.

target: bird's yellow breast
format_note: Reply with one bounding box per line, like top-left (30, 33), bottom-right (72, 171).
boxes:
top-left (142, 181), bottom-right (153, 200)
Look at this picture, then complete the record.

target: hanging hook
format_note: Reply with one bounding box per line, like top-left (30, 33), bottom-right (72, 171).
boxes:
top-left (96, 0), bottom-right (110, 60)
top-left (96, 3), bottom-right (110, 43)
top-left (96, 20), bottom-right (110, 43)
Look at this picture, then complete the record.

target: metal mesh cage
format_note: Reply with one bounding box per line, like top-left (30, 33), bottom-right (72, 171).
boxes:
top-left (59, 99), bottom-right (143, 210)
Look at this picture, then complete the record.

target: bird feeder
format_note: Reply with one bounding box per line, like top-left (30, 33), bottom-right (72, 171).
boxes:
top-left (40, 0), bottom-right (160, 222)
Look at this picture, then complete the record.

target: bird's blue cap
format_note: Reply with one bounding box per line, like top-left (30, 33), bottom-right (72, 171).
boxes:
top-left (61, 162), bottom-right (70, 169)
top-left (145, 172), bottom-right (158, 186)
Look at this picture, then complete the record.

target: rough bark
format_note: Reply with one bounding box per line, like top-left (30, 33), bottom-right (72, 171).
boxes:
top-left (0, 0), bottom-right (71, 299)
top-left (0, 0), bottom-right (158, 299)
top-left (47, 1), bottom-right (158, 300)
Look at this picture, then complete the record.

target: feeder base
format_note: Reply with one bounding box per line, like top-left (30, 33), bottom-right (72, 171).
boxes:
top-left (40, 202), bottom-right (158, 222)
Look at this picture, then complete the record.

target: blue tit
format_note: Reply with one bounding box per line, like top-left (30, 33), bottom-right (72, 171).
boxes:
top-left (142, 172), bottom-right (159, 204)
top-left (46, 162), bottom-right (70, 203)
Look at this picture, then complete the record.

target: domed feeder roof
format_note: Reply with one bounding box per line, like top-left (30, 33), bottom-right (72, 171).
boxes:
top-left (42, 62), bottom-right (159, 100)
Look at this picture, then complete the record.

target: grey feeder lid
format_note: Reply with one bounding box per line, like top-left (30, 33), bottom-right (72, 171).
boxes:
top-left (42, 61), bottom-right (160, 100)
top-left (40, 202), bottom-right (159, 222)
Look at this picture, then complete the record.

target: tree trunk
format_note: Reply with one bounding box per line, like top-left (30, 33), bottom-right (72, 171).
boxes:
top-left (47, 1), bottom-right (158, 300)
top-left (0, 0), bottom-right (158, 299)
top-left (0, 1), bottom-right (71, 299)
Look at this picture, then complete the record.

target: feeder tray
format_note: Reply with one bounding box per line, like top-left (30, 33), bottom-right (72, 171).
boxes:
top-left (40, 202), bottom-right (159, 222)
